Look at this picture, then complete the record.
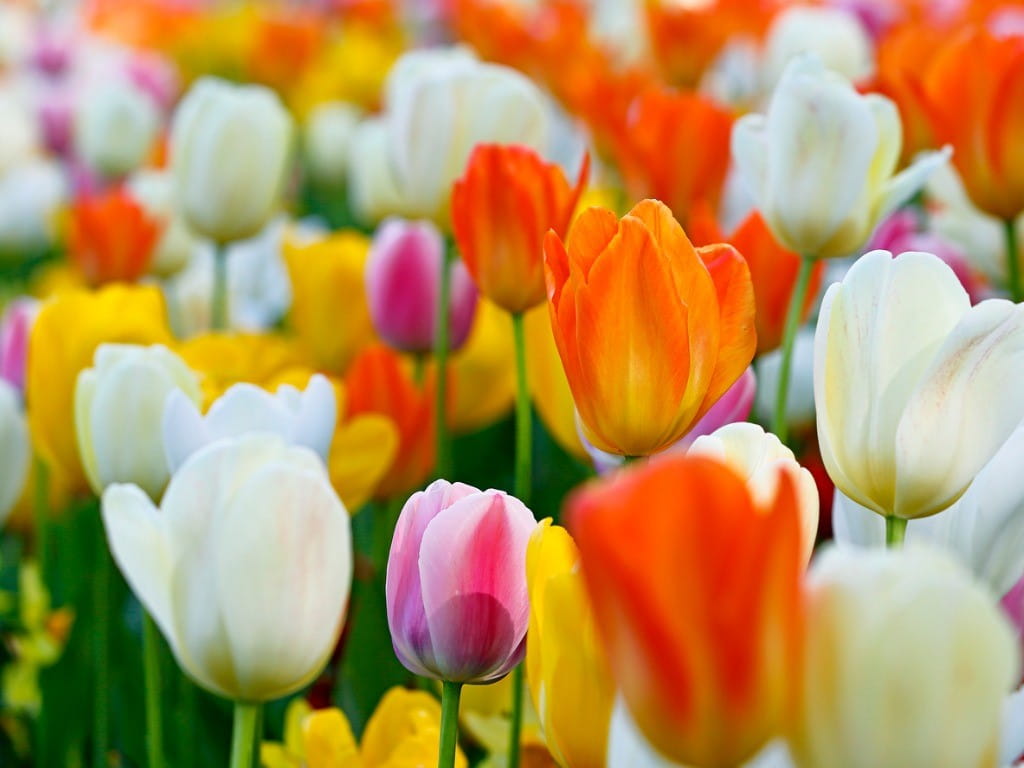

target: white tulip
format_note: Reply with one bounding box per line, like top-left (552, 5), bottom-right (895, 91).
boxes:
top-left (0, 90), bottom-right (39, 176)
top-left (101, 434), bottom-right (352, 701)
top-left (732, 54), bottom-right (948, 259)
top-left (304, 101), bottom-right (363, 187)
top-left (75, 344), bottom-right (202, 501)
top-left (170, 77), bottom-right (293, 244)
top-left (0, 381), bottom-right (29, 527)
top-left (815, 250), bottom-right (1024, 520)
top-left (753, 327), bottom-right (816, 434)
top-left (0, 159), bottom-right (67, 255)
top-left (762, 6), bottom-right (874, 89)
top-left (162, 373), bottom-right (335, 474)
top-left (346, 117), bottom-right (412, 225)
top-left (75, 80), bottom-right (160, 179)
top-left (127, 169), bottom-right (197, 277)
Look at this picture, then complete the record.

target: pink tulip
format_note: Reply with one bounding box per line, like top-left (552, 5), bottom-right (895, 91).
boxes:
top-left (1001, 575), bottom-right (1024, 686)
top-left (38, 91), bottom-right (74, 157)
top-left (386, 479), bottom-right (536, 683)
top-left (0, 298), bottom-right (39, 396)
top-left (366, 217), bottom-right (478, 354)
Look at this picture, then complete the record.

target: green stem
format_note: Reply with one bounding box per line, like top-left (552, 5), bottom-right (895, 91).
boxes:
top-left (142, 611), bottom-right (165, 768)
top-left (176, 672), bottom-right (196, 768)
top-left (211, 244), bottom-right (229, 331)
top-left (437, 681), bottom-right (462, 768)
top-left (511, 313), bottom-right (532, 505)
top-left (1005, 219), bottom-right (1022, 303)
top-left (507, 664), bottom-right (525, 768)
top-left (885, 517), bottom-right (907, 548)
top-left (772, 256), bottom-right (814, 444)
top-left (93, 523), bottom-right (110, 768)
top-left (434, 244), bottom-right (453, 479)
top-left (33, 456), bottom-right (48, 580)
top-left (413, 354), bottom-right (427, 388)
top-left (229, 701), bottom-right (261, 768)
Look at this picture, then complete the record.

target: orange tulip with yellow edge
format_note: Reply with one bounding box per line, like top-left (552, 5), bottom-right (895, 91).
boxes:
top-left (570, 454), bottom-right (805, 768)
top-left (284, 231), bottom-right (375, 375)
top-left (543, 199), bottom-right (756, 457)
top-left (175, 332), bottom-right (305, 406)
top-left (450, 299), bottom-right (516, 434)
top-left (68, 189), bottom-right (159, 287)
top-left (27, 285), bottom-right (172, 495)
top-left (524, 306), bottom-right (585, 460)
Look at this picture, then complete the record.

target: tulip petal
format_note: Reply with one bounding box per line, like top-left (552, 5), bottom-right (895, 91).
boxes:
top-left (285, 374), bottom-right (337, 463)
top-left (328, 413), bottom-right (398, 512)
top-left (161, 389), bottom-right (210, 475)
top-left (876, 146), bottom-right (952, 223)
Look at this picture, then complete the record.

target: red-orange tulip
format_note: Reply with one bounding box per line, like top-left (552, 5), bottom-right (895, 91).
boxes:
top-left (570, 453), bottom-right (805, 767)
top-left (68, 189), bottom-right (160, 286)
top-left (925, 28), bottom-right (1024, 220)
top-left (452, 144), bottom-right (588, 314)
top-left (543, 199), bottom-right (756, 457)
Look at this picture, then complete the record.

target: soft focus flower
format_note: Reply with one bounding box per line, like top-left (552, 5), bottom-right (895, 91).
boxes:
top-left (162, 373), bottom-right (335, 474)
top-left (28, 285), bottom-right (173, 494)
top-left (304, 101), bottom-right (363, 188)
top-left (0, 381), bottom-right (30, 528)
top-left (74, 79), bottom-right (159, 179)
top-left (0, 91), bottom-right (39, 177)
top-left (75, 344), bottom-right (201, 501)
top-left (754, 328), bottom-right (817, 434)
top-left (924, 29), bottom-right (1024, 221)
top-left (261, 698), bottom-right (358, 768)
top-left (176, 332), bottom-right (305, 405)
top-left (449, 299), bottom-right (516, 434)
top-left (526, 520), bottom-right (614, 768)
top-left (0, 159), bottom-right (67, 256)
top-left (68, 189), bottom-right (160, 286)
top-left (102, 434), bottom-right (352, 702)
top-left (762, 6), bottom-right (874, 88)
top-left (689, 422), bottom-right (820, 562)
top-left (170, 77), bottom-right (293, 243)
top-left (452, 144), bottom-right (587, 314)
top-left (544, 199), bottom-right (755, 456)
top-left (570, 454), bottom-right (804, 767)
top-left (366, 217), bottom-right (478, 354)
top-left (386, 479), bottom-right (536, 683)
top-left (0, 299), bottom-right (38, 396)
top-left (127, 169), bottom-right (198, 278)
top-left (732, 54), bottom-right (948, 259)
top-left (284, 231), bottom-right (375, 374)
top-left (347, 117), bottom-right (413, 225)
top-left (525, 305), bottom-right (585, 460)
top-left (789, 546), bottom-right (1019, 768)
top-left (815, 250), bottom-right (1024, 520)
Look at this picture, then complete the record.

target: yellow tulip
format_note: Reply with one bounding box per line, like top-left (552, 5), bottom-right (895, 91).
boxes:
top-left (524, 307), bottom-right (585, 460)
top-left (175, 332), bottom-right (304, 406)
top-left (450, 299), bottom-right (515, 434)
top-left (284, 232), bottom-right (375, 375)
top-left (362, 687), bottom-right (467, 768)
top-left (27, 285), bottom-right (172, 495)
top-left (261, 698), bottom-right (360, 768)
top-left (457, 670), bottom-right (552, 766)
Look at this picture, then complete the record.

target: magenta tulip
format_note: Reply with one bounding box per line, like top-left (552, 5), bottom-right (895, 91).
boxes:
top-left (366, 217), bottom-right (478, 354)
top-left (0, 298), bottom-right (38, 396)
top-left (386, 479), bottom-right (536, 683)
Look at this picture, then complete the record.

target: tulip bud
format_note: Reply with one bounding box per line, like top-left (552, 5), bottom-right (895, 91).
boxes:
top-left (162, 373), bottom-right (336, 474)
top-left (75, 344), bottom-right (202, 500)
top-left (0, 298), bottom-right (38, 396)
top-left (790, 546), bottom-right (1019, 768)
top-left (304, 101), bottom-right (362, 188)
top-left (366, 218), bottom-right (477, 354)
top-left (128, 169), bottom-right (198, 278)
top-left (170, 77), bottom-right (293, 244)
top-left (102, 434), bottom-right (352, 701)
top-left (75, 80), bottom-right (160, 179)
top-left (762, 6), bottom-right (874, 88)
top-left (386, 479), bottom-right (536, 683)
top-left (0, 92), bottom-right (40, 176)
top-left (0, 159), bottom-right (67, 257)
top-left (68, 189), bottom-right (161, 286)
top-left (0, 381), bottom-right (29, 527)
top-left (347, 117), bottom-right (412, 226)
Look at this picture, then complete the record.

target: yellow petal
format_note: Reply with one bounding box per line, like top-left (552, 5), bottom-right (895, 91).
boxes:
top-left (450, 300), bottom-right (515, 433)
top-left (524, 307), bottom-right (585, 459)
top-left (303, 708), bottom-right (361, 768)
top-left (329, 414), bottom-right (398, 512)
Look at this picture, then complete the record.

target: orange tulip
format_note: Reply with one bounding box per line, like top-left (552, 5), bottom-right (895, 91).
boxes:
top-left (543, 199), bottom-right (756, 457)
top-left (569, 453), bottom-right (805, 767)
top-left (68, 189), bottom-right (160, 286)
top-left (689, 204), bottom-right (825, 354)
top-left (924, 28), bottom-right (1024, 221)
top-left (452, 144), bottom-right (589, 314)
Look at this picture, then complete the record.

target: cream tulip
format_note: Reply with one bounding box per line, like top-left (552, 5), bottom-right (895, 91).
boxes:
top-left (762, 6), bottom-right (874, 89)
top-left (75, 344), bottom-right (202, 501)
top-left (75, 80), bottom-right (160, 179)
top-left (170, 77), bottom-right (293, 244)
top-left (304, 101), bottom-right (362, 188)
top-left (0, 380), bottom-right (29, 527)
top-left (127, 169), bottom-right (197, 278)
top-left (346, 117), bottom-right (412, 225)
top-left (815, 250), bottom-right (1024, 520)
top-left (101, 434), bottom-right (352, 702)
top-left (732, 54), bottom-right (948, 259)
top-left (790, 546), bottom-right (1019, 768)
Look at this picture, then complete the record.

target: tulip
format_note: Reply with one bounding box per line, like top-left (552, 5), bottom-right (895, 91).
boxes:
top-left (75, 344), bottom-right (201, 501)
top-left (170, 77), bottom-right (293, 244)
top-left (68, 189), bottom-right (161, 286)
top-left (525, 520), bottom-right (615, 767)
top-left (0, 159), bottom-right (67, 257)
top-left (74, 80), bottom-right (159, 179)
top-left (815, 250), bottom-right (1024, 524)
top-left (790, 546), bottom-right (1019, 768)
top-left (544, 198), bottom-right (756, 457)
top-left (762, 6), bottom-right (874, 88)
top-left (128, 169), bottom-right (199, 278)
top-left (0, 381), bottom-right (30, 527)
top-left (366, 218), bottom-right (478, 354)
top-left (162, 372), bottom-right (335, 475)
top-left (386, 478), bottom-right (536, 682)
top-left (570, 454), bottom-right (805, 767)
top-left (732, 53), bottom-right (948, 260)
top-left (304, 101), bottom-right (363, 188)
top-left (174, 332), bottom-right (305, 405)
top-left (346, 117), bottom-right (413, 225)
top-left (689, 423), bottom-right (820, 563)
top-left (101, 434), bottom-right (352, 701)
top-left (0, 91), bottom-right (38, 177)
top-left (0, 298), bottom-right (38, 396)
top-left (452, 144), bottom-right (588, 314)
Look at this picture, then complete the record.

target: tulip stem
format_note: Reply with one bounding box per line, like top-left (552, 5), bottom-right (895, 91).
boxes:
top-left (507, 664), bottom-right (525, 768)
top-left (1005, 219), bottom-right (1022, 303)
top-left (93, 521), bottom-right (110, 768)
top-left (772, 255), bottom-right (814, 444)
top-left (33, 456), bottom-right (48, 581)
top-left (438, 681), bottom-right (462, 768)
top-left (511, 312), bottom-right (532, 505)
top-left (229, 701), bottom-right (261, 768)
top-left (885, 517), bottom-right (907, 548)
top-left (434, 243), bottom-right (453, 478)
top-left (142, 611), bottom-right (165, 768)
top-left (211, 244), bottom-right (229, 331)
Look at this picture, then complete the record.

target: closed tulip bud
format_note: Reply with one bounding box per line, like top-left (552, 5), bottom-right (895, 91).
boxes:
top-left (762, 6), bottom-right (874, 88)
top-left (170, 77), bottom-right (293, 244)
top-left (571, 454), bottom-right (805, 767)
top-left (347, 117), bottom-right (412, 226)
top-left (0, 381), bottom-right (29, 527)
top-left (366, 217), bottom-right (477, 354)
top-left (815, 250), bottom-right (1024, 520)
top-left (0, 159), bottom-right (67, 256)
top-left (544, 199), bottom-right (756, 457)
top-left (0, 298), bottom-right (38, 396)
top-left (68, 189), bottom-right (160, 286)
top-left (732, 54), bottom-right (948, 259)
top-left (75, 344), bottom-right (201, 501)
top-left (386, 479), bottom-right (536, 683)
top-left (162, 373), bottom-right (335, 474)
top-left (102, 434), bottom-right (352, 702)
top-left (790, 546), bottom-right (1019, 768)
top-left (304, 101), bottom-right (363, 188)
top-left (74, 80), bottom-right (159, 179)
